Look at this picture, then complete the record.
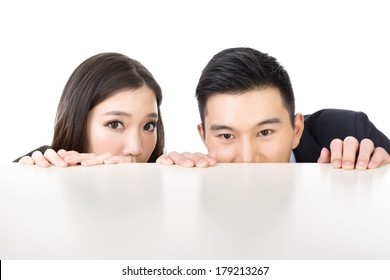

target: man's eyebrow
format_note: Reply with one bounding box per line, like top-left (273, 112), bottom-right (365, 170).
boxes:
top-left (210, 124), bottom-right (234, 131)
top-left (256, 117), bottom-right (281, 126)
top-left (210, 117), bottom-right (282, 131)
top-left (103, 111), bottom-right (158, 118)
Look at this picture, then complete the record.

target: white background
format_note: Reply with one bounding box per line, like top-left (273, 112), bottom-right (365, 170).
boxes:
top-left (1, 0), bottom-right (389, 163)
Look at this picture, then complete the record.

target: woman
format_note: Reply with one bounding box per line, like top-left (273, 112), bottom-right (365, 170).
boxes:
top-left (15, 52), bottom-right (165, 167)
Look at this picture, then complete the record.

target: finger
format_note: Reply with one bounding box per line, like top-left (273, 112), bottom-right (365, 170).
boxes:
top-left (103, 155), bottom-right (128, 164)
top-left (44, 149), bottom-right (68, 167)
top-left (329, 139), bottom-right (343, 168)
top-left (59, 150), bottom-right (80, 166)
top-left (341, 136), bottom-right (359, 170)
top-left (57, 150), bottom-right (78, 166)
top-left (355, 139), bottom-right (375, 170)
top-left (208, 151), bottom-right (219, 165)
top-left (63, 152), bottom-right (97, 164)
top-left (61, 150), bottom-right (79, 157)
top-left (186, 152), bottom-right (217, 167)
top-left (18, 156), bottom-right (35, 165)
top-left (31, 151), bottom-right (51, 168)
top-left (368, 147), bottom-right (390, 169)
top-left (81, 152), bottom-right (113, 166)
top-left (181, 152), bottom-right (212, 167)
top-left (156, 154), bottom-right (174, 165)
top-left (167, 151), bottom-right (195, 167)
top-left (57, 149), bottom-right (68, 157)
top-left (199, 152), bottom-right (217, 166)
top-left (209, 150), bottom-right (217, 159)
top-left (317, 147), bottom-right (331, 163)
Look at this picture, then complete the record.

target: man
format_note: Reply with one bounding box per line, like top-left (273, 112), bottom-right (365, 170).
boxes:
top-left (158, 47), bottom-right (390, 169)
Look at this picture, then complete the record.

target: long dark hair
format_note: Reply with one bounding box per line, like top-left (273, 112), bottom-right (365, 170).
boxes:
top-left (52, 52), bottom-right (165, 162)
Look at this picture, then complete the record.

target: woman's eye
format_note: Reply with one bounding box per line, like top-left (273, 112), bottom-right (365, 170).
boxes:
top-left (144, 122), bottom-right (157, 132)
top-left (107, 121), bottom-right (124, 130)
top-left (259, 129), bottom-right (271, 136)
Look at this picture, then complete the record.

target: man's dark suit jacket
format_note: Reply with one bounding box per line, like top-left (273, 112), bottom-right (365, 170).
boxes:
top-left (13, 109), bottom-right (390, 163)
top-left (293, 109), bottom-right (390, 162)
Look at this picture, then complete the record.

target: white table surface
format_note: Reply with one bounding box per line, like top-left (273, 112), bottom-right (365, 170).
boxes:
top-left (1, 163), bottom-right (389, 260)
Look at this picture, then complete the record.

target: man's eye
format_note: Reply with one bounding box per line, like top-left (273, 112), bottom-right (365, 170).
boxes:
top-left (220, 134), bottom-right (233, 140)
top-left (259, 129), bottom-right (271, 136)
top-left (144, 122), bottom-right (157, 132)
top-left (107, 121), bottom-right (124, 130)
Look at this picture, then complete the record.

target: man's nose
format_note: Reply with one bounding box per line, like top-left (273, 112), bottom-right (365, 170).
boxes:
top-left (237, 138), bottom-right (256, 163)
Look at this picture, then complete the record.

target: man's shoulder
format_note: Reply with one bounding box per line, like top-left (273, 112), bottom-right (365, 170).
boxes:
top-left (294, 108), bottom-right (367, 163)
top-left (303, 108), bottom-right (370, 135)
top-left (304, 108), bottom-right (364, 124)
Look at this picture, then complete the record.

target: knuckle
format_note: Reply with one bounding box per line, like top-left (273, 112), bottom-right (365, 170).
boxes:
top-left (344, 136), bottom-right (359, 145)
top-left (182, 152), bottom-right (193, 157)
top-left (168, 151), bottom-right (179, 157)
top-left (361, 138), bottom-right (373, 144)
top-left (32, 151), bottom-right (43, 158)
top-left (44, 148), bottom-right (56, 158)
top-left (375, 147), bottom-right (385, 153)
top-left (330, 138), bottom-right (342, 144)
top-left (19, 156), bottom-right (32, 164)
top-left (195, 152), bottom-right (206, 157)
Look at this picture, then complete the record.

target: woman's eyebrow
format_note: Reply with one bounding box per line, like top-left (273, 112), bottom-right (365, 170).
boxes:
top-left (103, 111), bottom-right (131, 117)
top-left (147, 113), bottom-right (159, 118)
top-left (103, 111), bottom-right (158, 118)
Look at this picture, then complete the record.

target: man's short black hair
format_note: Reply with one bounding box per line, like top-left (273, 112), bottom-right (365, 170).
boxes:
top-left (195, 47), bottom-right (296, 132)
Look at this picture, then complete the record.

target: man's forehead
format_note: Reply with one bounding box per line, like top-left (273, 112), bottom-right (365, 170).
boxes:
top-left (205, 88), bottom-right (286, 117)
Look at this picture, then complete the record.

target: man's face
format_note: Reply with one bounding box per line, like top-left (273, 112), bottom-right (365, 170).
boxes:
top-left (198, 87), bottom-right (304, 163)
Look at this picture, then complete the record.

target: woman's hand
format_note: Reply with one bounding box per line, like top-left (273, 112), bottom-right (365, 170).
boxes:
top-left (19, 149), bottom-right (71, 167)
top-left (18, 149), bottom-right (132, 167)
top-left (157, 151), bottom-right (217, 168)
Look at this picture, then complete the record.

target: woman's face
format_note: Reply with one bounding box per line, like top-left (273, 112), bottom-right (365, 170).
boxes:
top-left (86, 86), bottom-right (158, 162)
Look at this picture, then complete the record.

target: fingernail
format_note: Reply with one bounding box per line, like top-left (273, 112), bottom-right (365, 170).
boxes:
top-left (161, 159), bottom-right (173, 165)
top-left (184, 159), bottom-right (194, 167)
top-left (332, 160), bottom-right (342, 168)
top-left (64, 156), bottom-right (75, 162)
top-left (342, 161), bottom-right (354, 169)
top-left (81, 160), bottom-right (91, 166)
top-left (196, 159), bottom-right (207, 167)
top-left (356, 161), bottom-right (366, 169)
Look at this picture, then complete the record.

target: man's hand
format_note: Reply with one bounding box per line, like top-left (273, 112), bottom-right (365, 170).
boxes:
top-left (317, 136), bottom-right (390, 169)
top-left (156, 151), bottom-right (217, 168)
